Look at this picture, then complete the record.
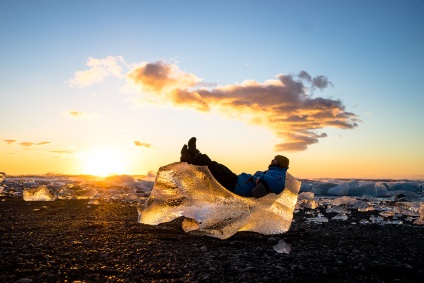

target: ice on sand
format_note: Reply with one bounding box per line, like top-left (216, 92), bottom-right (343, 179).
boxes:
top-left (137, 162), bottom-right (301, 239)
top-left (273, 239), bottom-right (292, 254)
top-left (23, 185), bottom-right (56, 201)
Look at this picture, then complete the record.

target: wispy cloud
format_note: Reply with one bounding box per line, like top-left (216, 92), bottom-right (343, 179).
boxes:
top-left (69, 56), bottom-right (126, 87)
top-left (3, 139), bottom-right (16, 144)
top-left (19, 141), bottom-right (51, 148)
top-left (71, 57), bottom-right (359, 151)
top-left (67, 110), bottom-right (100, 120)
top-left (133, 140), bottom-right (153, 149)
top-left (20, 142), bottom-right (35, 147)
top-left (49, 150), bottom-right (74, 154)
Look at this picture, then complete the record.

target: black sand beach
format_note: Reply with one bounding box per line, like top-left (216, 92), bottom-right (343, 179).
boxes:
top-left (1, 198), bottom-right (423, 282)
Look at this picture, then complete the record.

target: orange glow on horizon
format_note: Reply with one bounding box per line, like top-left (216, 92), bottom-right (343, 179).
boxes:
top-left (81, 149), bottom-right (127, 177)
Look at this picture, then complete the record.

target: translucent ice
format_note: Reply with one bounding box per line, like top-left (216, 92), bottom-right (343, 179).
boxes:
top-left (327, 181), bottom-right (390, 197)
top-left (23, 185), bottom-right (56, 201)
top-left (332, 196), bottom-right (359, 206)
top-left (0, 172), bottom-right (5, 183)
top-left (306, 213), bottom-right (329, 223)
top-left (137, 162), bottom-right (301, 239)
top-left (332, 214), bottom-right (348, 221)
top-left (73, 188), bottom-right (98, 199)
top-left (88, 199), bottom-right (100, 205)
top-left (273, 239), bottom-right (292, 254)
top-left (296, 192), bottom-right (317, 209)
top-left (414, 203), bottom-right (424, 225)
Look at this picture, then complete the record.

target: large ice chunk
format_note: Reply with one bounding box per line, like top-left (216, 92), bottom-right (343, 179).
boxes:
top-left (137, 162), bottom-right (301, 239)
top-left (327, 181), bottom-right (391, 197)
top-left (23, 185), bottom-right (56, 201)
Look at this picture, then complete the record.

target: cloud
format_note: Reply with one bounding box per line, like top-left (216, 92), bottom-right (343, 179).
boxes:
top-left (20, 142), bottom-right (34, 147)
top-left (133, 140), bottom-right (152, 148)
top-left (70, 58), bottom-right (359, 151)
top-left (67, 110), bottom-right (100, 120)
top-left (4, 140), bottom-right (16, 144)
top-left (126, 63), bottom-right (359, 151)
top-left (49, 150), bottom-right (73, 154)
top-left (69, 56), bottom-right (126, 87)
top-left (299, 70), bottom-right (333, 90)
top-left (18, 141), bottom-right (52, 148)
top-left (128, 61), bottom-right (200, 93)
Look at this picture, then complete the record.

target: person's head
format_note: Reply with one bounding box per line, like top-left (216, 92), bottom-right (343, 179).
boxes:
top-left (270, 155), bottom-right (289, 169)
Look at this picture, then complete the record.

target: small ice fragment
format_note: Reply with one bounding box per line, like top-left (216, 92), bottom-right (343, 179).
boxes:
top-left (359, 219), bottom-right (370, 224)
top-left (379, 211), bottom-right (395, 217)
top-left (370, 215), bottom-right (384, 223)
top-left (297, 199), bottom-right (318, 209)
top-left (74, 188), bottom-right (98, 199)
top-left (400, 210), bottom-right (419, 217)
top-left (0, 172), bottom-right (5, 182)
top-left (88, 199), bottom-right (100, 205)
top-left (23, 185), bottom-right (56, 201)
top-left (413, 203), bottom-right (424, 225)
top-left (307, 215), bottom-right (329, 223)
top-left (358, 206), bottom-right (374, 212)
top-left (326, 206), bottom-right (349, 214)
top-left (298, 192), bottom-right (314, 200)
top-left (332, 196), bottom-right (358, 206)
top-left (273, 239), bottom-right (291, 254)
top-left (134, 180), bottom-right (154, 194)
top-left (332, 214), bottom-right (348, 221)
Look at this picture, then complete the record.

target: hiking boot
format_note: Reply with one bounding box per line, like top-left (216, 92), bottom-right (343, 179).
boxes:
top-left (188, 137), bottom-right (197, 156)
top-left (180, 144), bottom-right (189, 162)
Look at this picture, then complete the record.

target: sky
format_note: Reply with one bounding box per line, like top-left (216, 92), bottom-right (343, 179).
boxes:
top-left (1, 0), bottom-right (423, 179)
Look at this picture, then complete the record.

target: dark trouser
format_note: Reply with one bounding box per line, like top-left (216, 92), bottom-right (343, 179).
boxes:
top-left (191, 153), bottom-right (238, 192)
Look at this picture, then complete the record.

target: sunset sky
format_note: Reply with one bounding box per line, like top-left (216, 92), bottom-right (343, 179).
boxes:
top-left (1, 0), bottom-right (423, 179)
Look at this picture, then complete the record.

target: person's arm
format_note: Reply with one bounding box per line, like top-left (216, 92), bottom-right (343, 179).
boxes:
top-left (258, 171), bottom-right (285, 194)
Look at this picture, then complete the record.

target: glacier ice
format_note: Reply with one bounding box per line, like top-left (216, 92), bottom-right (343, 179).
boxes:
top-left (327, 181), bottom-right (391, 197)
top-left (137, 162), bottom-right (301, 239)
top-left (300, 179), bottom-right (423, 198)
top-left (23, 185), bottom-right (56, 201)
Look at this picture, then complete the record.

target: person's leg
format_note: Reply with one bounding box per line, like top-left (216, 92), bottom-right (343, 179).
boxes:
top-left (180, 137), bottom-right (238, 192)
top-left (191, 153), bottom-right (238, 192)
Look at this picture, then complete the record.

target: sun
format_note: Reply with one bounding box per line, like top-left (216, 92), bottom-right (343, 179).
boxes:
top-left (82, 149), bottom-right (127, 177)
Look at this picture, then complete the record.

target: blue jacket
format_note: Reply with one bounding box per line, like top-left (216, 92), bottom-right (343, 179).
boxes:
top-left (233, 166), bottom-right (287, 197)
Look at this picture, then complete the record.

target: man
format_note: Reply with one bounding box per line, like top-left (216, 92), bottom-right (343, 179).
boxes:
top-left (180, 137), bottom-right (289, 198)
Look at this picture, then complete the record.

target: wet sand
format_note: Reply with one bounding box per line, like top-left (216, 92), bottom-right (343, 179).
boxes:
top-left (1, 198), bottom-right (423, 282)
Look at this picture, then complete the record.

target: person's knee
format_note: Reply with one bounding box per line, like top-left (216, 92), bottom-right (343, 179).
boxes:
top-left (251, 183), bottom-right (268, 198)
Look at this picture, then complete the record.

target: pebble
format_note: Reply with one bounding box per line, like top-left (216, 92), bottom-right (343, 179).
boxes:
top-left (242, 267), bottom-right (255, 272)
